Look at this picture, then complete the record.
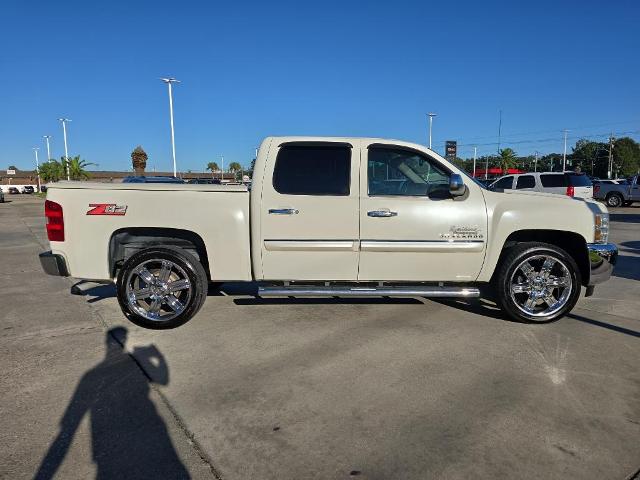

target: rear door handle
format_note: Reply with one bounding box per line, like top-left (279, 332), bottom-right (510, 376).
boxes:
top-left (269, 208), bottom-right (299, 215)
top-left (367, 210), bottom-right (398, 217)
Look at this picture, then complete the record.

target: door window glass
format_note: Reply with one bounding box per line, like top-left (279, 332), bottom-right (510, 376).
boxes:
top-left (540, 174), bottom-right (566, 187)
top-left (493, 176), bottom-right (514, 189)
top-left (368, 147), bottom-right (449, 196)
top-left (516, 175), bottom-right (536, 189)
top-left (273, 145), bottom-right (351, 196)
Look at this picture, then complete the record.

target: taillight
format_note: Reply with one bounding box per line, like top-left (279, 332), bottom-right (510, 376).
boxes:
top-left (45, 200), bottom-right (65, 241)
top-left (566, 185), bottom-right (575, 197)
top-left (594, 185), bottom-right (600, 195)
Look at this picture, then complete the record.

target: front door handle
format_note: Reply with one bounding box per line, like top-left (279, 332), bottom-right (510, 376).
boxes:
top-left (367, 210), bottom-right (398, 217)
top-left (269, 208), bottom-right (299, 215)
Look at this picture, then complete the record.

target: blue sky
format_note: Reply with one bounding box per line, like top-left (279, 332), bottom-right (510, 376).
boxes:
top-left (1, 0), bottom-right (639, 172)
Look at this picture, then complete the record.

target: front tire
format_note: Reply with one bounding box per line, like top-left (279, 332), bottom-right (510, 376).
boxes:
top-left (116, 246), bottom-right (208, 329)
top-left (495, 243), bottom-right (581, 323)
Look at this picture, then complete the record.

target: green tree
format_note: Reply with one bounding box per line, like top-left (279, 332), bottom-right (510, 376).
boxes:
top-left (65, 156), bottom-right (94, 180)
top-left (612, 137), bottom-right (640, 177)
top-left (37, 160), bottom-right (66, 182)
top-left (206, 161), bottom-right (219, 178)
top-left (228, 162), bottom-right (242, 180)
top-left (247, 158), bottom-right (256, 179)
top-left (498, 148), bottom-right (517, 174)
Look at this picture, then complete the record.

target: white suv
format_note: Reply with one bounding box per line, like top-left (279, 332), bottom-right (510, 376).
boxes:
top-left (490, 172), bottom-right (593, 199)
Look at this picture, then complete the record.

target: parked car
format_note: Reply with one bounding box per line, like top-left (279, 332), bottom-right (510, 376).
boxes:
top-left (0, 189), bottom-right (4, 203)
top-left (39, 136), bottom-right (616, 328)
top-left (489, 172), bottom-right (593, 198)
top-left (23, 186), bottom-right (35, 194)
top-left (593, 175), bottom-right (640, 207)
top-left (8, 187), bottom-right (20, 194)
top-left (188, 178), bottom-right (222, 184)
top-left (122, 176), bottom-right (185, 184)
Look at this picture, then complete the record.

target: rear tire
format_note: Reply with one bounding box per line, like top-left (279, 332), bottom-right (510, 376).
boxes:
top-left (495, 242), bottom-right (581, 323)
top-left (606, 193), bottom-right (623, 208)
top-left (116, 246), bottom-right (208, 329)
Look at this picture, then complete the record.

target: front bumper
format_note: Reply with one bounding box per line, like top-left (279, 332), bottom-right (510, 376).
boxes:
top-left (39, 251), bottom-right (69, 277)
top-left (587, 243), bottom-right (617, 286)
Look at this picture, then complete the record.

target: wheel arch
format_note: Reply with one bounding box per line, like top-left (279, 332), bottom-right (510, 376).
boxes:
top-left (491, 229), bottom-right (590, 286)
top-left (109, 227), bottom-right (211, 280)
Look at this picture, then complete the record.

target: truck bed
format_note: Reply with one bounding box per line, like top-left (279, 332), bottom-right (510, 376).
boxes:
top-left (45, 181), bottom-right (252, 281)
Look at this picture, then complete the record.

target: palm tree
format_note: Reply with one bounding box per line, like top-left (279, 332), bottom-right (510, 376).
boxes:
top-left (131, 146), bottom-right (148, 175)
top-left (206, 161), bottom-right (219, 178)
top-left (228, 162), bottom-right (242, 181)
top-left (498, 148), bottom-right (517, 174)
top-left (65, 156), bottom-right (95, 180)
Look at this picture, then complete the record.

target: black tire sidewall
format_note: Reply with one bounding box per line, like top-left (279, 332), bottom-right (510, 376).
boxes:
top-left (497, 243), bottom-right (581, 324)
top-left (116, 247), bottom-right (207, 329)
top-left (607, 194), bottom-right (622, 208)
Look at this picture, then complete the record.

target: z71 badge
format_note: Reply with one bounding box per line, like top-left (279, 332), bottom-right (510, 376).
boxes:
top-left (86, 204), bottom-right (128, 216)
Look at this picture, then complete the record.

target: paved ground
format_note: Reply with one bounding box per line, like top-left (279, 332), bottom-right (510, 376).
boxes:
top-left (1, 194), bottom-right (639, 480)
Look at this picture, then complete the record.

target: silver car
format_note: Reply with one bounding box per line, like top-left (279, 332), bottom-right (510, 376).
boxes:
top-left (490, 172), bottom-right (593, 199)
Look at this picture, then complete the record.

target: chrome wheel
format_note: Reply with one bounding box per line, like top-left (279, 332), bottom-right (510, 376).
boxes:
top-left (509, 255), bottom-right (573, 318)
top-left (124, 259), bottom-right (192, 322)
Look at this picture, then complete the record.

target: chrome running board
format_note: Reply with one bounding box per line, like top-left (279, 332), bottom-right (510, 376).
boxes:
top-left (258, 285), bottom-right (480, 298)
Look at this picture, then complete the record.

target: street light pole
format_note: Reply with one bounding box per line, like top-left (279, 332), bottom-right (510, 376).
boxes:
top-left (160, 77), bottom-right (180, 177)
top-left (534, 151), bottom-right (538, 172)
top-left (43, 135), bottom-right (52, 161)
top-left (427, 113), bottom-right (437, 149)
top-left (58, 118), bottom-right (71, 180)
top-left (221, 155), bottom-right (224, 183)
top-left (33, 148), bottom-right (41, 192)
top-left (562, 129), bottom-right (569, 172)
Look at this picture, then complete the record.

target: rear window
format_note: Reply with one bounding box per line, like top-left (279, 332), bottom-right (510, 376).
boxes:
top-left (273, 145), bottom-right (351, 196)
top-left (540, 174), bottom-right (566, 188)
top-left (566, 173), bottom-right (592, 187)
top-left (516, 175), bottom-right (536, 189)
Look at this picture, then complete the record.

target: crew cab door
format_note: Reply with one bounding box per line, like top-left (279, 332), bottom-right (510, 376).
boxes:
top-left (358, 142), bottom-right (487, 282)
top-left (260, 141), bottom-right (360, 280)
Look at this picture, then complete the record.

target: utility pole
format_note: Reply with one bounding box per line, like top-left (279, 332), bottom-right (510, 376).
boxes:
top-left (607, 134), bottom-right (614, 179)
top-left (473, 147), bottom-right (477, 178)
top-left (58, 118), bottom-right (71, 180)
top-left (427, 113), bottom-right (437, 149)
top-left (534, 151), bottom-right (538, 172)
top-left (485, 155), bottom-right (489, 180)
top-left (562, 129), bottom-right (569, 172)
top-left (497, 109), bottom-right (502, 154)
top-left (160, 77), bottom-right (180, 176)
top-left (43, 135), bottom-right (52, 161)
top-left (221, 155), bottom-right (224, 183)
top-left (33, 148), bottom-right (41, 192)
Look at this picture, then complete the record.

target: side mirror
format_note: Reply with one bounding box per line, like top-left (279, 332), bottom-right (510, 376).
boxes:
top-left (449, 173), bottom-right (466, 197)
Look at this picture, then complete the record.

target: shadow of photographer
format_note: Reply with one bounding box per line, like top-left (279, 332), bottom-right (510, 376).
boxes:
top-left (34, 327), bottom-right (190, 479)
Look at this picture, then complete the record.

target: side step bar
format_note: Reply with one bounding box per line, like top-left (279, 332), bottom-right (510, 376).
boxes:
top-left (258, 286), bottom-right (480, 298)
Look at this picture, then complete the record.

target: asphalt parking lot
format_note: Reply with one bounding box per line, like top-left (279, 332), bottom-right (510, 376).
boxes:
top-left (1, 194), bottom-right (639, 480)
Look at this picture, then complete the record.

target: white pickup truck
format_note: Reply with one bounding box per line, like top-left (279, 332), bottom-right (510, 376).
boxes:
top-left (39, 137), bottom-right (617, 328)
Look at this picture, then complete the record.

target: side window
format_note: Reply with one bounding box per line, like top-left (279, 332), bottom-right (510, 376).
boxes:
top-left (540, 174), bottom-right (566, 188)
top-left (516, 175), bottom-right (536, 189)
top-left (368, 147), bottom-right (450, 196)
top-left (493, 176), bottom-right (514, 189)
top-left (273, 145), bottom-right (351, 196)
